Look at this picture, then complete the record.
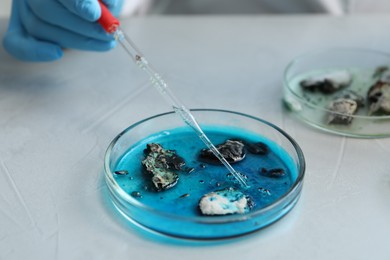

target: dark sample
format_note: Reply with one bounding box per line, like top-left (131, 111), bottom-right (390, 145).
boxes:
top-left (199, 138), bottom-right (270, 165)
top-left (245, 141), bottom-right (269, 155)
top-left (199, 139), bottom-right (246, 164)
top-left (114, 170), bottom-right (129, 175)
top-left (367, 81), bottom-right (390, 115)
top-left (142, 143), bottom-right (186, 191)
top-left (327, 98), bottom-right (358, 125)
top-left (300, 70), bottom-right (352, 94)
top-left (325, 90), bottom-right (365, 125)
top-left (261, 168), bottom-right (286, 178)
top-left (198, 187), bottom-right (254, 216)
top-left (230, 138), bottom-right (269, 155)
top-left (131, 191), bottom-right (142, 198)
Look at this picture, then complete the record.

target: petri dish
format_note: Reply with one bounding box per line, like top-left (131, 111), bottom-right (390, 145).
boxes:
top-left (283, 48), bottom-right (390, 138)
top-left (104, 109), bottom-right (305, 240)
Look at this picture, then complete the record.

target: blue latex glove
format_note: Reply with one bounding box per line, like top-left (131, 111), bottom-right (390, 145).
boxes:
top-left (2, 0), bottom-right (123, 62)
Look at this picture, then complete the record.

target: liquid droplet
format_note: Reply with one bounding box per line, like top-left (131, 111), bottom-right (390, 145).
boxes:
top-left (114, 170), bottom-right (128, 175)
top-left (131, 191), bottom-right (142, 198)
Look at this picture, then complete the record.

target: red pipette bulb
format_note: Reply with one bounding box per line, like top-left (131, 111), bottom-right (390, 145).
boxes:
top-left (97, 0), bottom-right (120, 33)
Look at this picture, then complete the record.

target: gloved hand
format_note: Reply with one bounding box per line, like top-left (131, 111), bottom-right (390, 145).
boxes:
top-left (2, 0), bottom-right (124, 62)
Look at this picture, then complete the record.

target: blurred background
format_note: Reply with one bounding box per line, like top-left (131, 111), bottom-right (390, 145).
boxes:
top-left (2, 0), bottom-right (390, 18)
top-left (0, 0), bottom-right (11, 17)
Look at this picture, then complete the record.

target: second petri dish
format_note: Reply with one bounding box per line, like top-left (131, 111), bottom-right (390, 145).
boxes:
top-left (283, 48), bottom-right (390, 138)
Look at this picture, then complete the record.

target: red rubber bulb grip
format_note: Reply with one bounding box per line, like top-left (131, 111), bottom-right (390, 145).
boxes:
top-left (97, 0), bottom-right (120, 33)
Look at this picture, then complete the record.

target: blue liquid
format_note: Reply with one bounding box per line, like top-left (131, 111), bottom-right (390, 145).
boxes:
top-left (114, 126), bottom-right (297, 219)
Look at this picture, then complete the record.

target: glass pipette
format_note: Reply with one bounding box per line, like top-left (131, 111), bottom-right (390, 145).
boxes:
top-left (97, 2), bottom-right (248, 187)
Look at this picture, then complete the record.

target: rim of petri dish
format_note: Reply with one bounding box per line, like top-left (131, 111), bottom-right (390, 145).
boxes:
top-left (283, 48), bottom-right (390, 137)
top-left (104, 109), bottom-right (305, 227)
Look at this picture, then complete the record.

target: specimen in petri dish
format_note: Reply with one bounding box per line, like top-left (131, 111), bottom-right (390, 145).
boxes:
top-left (283, 49), bottom-right (390, 137)
top-left (288, 68), bottom-right (374, 123)
top-left (105, 109), bottom-right (305, 240)
top-left (114, 127), bottom-right (295, 216)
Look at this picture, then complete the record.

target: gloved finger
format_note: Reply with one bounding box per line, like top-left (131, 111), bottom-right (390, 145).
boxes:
top-left (2, 0), bottom-right (62, 61)
top-left (58, 0), bottom-right (123, 18)
top-left (100, 0), bottom-right (117, 9)
top-left (100, 0), bottom-right (124, 17)
top-left (19, 0), bottom-right (116, 51)
top-left (3, 30), bottom-right (63, 62)
top-left (57, 0), bottom-right (101, 21)
top-left (26, 0), bottom-right (113, 41)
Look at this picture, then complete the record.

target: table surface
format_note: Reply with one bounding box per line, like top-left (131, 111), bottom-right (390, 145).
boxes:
top-left (1, 15), bottom-right (390, 260)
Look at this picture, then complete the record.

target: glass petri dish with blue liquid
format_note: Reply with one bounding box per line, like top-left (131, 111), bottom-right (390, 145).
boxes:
top-left (104, 109), bottom-right (305, 240)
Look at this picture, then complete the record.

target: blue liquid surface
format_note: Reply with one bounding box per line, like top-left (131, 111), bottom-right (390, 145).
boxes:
top-left (114, 126), bottom-right (297, 218)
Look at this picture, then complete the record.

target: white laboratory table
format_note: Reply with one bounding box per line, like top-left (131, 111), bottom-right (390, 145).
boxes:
top-left (1, 15), bottom-right (390, 260)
